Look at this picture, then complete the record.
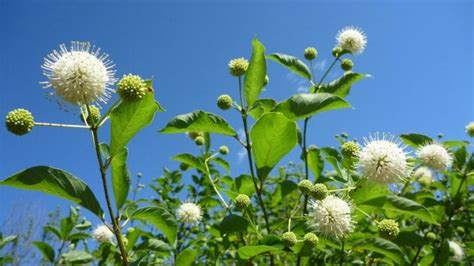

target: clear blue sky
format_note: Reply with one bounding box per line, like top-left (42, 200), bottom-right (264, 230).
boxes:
top-left (1, 0), bottom-right (472, 225)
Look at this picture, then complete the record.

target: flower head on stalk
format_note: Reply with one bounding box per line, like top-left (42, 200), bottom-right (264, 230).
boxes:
top-left (336, 26), bottom-right (367, 54)
top-left (177, 201), bottom-right (202, 225)
top-left (307, 195), bottom-right (354, 239)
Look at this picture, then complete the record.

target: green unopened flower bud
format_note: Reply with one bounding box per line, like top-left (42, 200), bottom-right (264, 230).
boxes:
top-left (378, 219), bottom-right (399, 240)
top-left (219, 145), bottom-right (229, 155)
top-left (341, 58), bottom-right (353, 71)
top-left (281, 232), bottom-right (297, 247)
top-left (188, 131), bottom-right (203, 140)
top-left (81, 105), bottom-right (101, 125)
top-left (5, 109), bottom-right (34, 136)
top-left (298, 180), bottom-right (313, 195)
top-left (264, 75), bottom-right (269, 86)
top-left (465, 122), bottom-right (474, 137)
top-left (456, 226), bottom-right (465, 235)
top-left (117, 74), bottom-right (147, 102)
top-left (304, 47), bottom-right (318, 60)
top-left (194, 136), bottom-right (205, 146)
top-left (341, 141), bottom-right (360, 158)
top-left (332, 47), bottom-right (343, 57)
top-left (425, 232), bottom-right (437, 241)
top-left (234, 194), bottom-right (251, 209)
top-left (228, 58), bottom-right (248, 77)
top-left (179, 163), bottom-right (189, 171)
top-left (217, 94), bottom-right (233, 110)
top-left (311, 183), bottom-right (328, 200)
top-left (303, 232), bottom-right (319, 248)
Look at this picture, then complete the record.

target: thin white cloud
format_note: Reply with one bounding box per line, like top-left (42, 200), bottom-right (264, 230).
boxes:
top-left (313, 59), bottom-right (327, 72)
top-left (237, 147), bottom-right (247, 164)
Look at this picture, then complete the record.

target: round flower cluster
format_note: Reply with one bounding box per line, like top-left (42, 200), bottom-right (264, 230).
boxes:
top-left (117, 74), bottom-right (147, 102)
top-left (417, 143), bottom-right (452, 171)
top-left (42, 41), bottom-right (116, 105)
top-left (304, 47), bottom-right (318, 60)
top-left (194, 136), bottom-right (205, 146)
top-left (228, 58), bottom-right (248, 77)
top-left (336, 26), bottom-right (367, 54)
top-left (5, 109), bottom-right (35, 136)
top-left (188, 131), bottom-right (203, 140)
top-left (80, 105), bottom-right (101, 125)
top-left (177, 202), bottom-right (202, 225)
top-left (219, 145), bottom-right (229, 155)
top-left (217, 94), bottom-right (233, 110)
top-left (377, 219), bottom-right (399, 240)
top-left (281, 232), bottom-right (297, 247)
top-left (311, 183), bottom-right (328, 200)
top-left (341, 141), bottom-right (359, 158)
top-left (341, 58), bottom-right (353, 71)
top-left (92, 225), bottom-right (114, 243)
top-left (234, 194), bottom-right (250, 209)
top-left (448, 240), bottom-right (464, 262)
top-left (303, 232), bottom-right (319, 248)
top-left (358, 134), bottom-right (409, 184)
top-left (308, 195), bottom-right (353, 239)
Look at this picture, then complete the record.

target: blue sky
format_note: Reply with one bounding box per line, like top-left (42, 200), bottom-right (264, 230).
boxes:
top-left (1, 0), bottom-right (472, 225)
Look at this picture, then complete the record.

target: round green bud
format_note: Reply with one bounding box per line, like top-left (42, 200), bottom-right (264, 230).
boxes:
top-left (332, 47), bottom-right (343, 57)
top-left (377, 219), bottom-right (400, 240)
top-left (179, 163), bottom-right (189, 171)
top-left (117, 74), bottom-right (147, 102)
top-left (5, 108), bottom-right (34, 136)
top-left (456, 226), bottom-right (465, 235)
top-left (304, 47), bottom-right (318, 60)
top-left (303, 232), bottom-right (319, 248)
top-left (235, 194), bottom-right (251, 209)
top-left (188, 131), bottom-right (203, 140)
top-left (264, 75), bottom-right (269, 86)
top-left (80, 105), bottom-right (101, 125)
top-left (465, 122), bottom-right (474, 137)
top-left (281, 232), bottom-right (297, 247)
top-left (298, 180), bottom-right (313, 195)
top-left (228, 58), bottom-right (249, 77)
top-left (219, 145), bottom-right (229, 155)
top-left (217, 94), bottom-right (233, 110)
top-left (341, 141), bottom-right (360, 158)
top-left (341, 58), bottom-right (353, 71)
top-left (311, 183), bottom-right (328, 200)
top-left (426, 232), bottom-right (437, 241)
top-left (194, 136), bottom-right (205, 146)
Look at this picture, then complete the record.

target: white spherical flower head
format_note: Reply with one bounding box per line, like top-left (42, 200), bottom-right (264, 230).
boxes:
top-left (308, 195), bottom-right (353, 239)
top-left (358, 134), bottom-right (409, 184)
top-left (177, 202), bottom-right (202, 225)
top-left (417, 143), bottom-right (452, 171)
top-left (336, 26), bottom-right (367, 54)
top-left (448, 240), bottom-right (464, 262)
top-left (42, 41), bottom-right (116, 105)
top-left (92, 225), bottom-right (114, 243)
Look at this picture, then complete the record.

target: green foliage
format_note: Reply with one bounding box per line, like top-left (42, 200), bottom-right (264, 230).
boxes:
top-left (244, 38), bottom-right (267, 107)
top-left (160, 110), bottom-right (236, 136)
top-left (267, 53), bottom-right (312, 80)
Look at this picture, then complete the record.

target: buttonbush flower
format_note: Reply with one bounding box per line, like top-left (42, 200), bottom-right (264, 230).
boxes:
top-left (177, 202), bottom-right (202, 225)
top-left (5, 109), bottom-right (34, 136)
top-left (304, 47), bottom-right (318, 60)
top-left (117, 74), bottom-right (147, 102)
top-left (377, 219), bottom-right (399, 240)
top-left (281, 232), bottom-right (297, 247)
top-left (448, 240), bottom-right (464, 262)
top-left (336, 26), bottom-right (367, 54)
top-left (42, 41), bottom-right (116, 105)
top-left (308, 195), bottom-right (353, 239)
top-left (234, 194), bottom-right (250, 209)
top-left (92, 225), bottom-right (114, 243)
top-left (417, 143), bottom-right (452, 171)
top-left (228, 58), bottom-right (248, 77)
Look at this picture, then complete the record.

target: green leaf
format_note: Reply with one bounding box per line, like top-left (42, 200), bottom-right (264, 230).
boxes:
top-left (250, 112), bottom-right (298, 179)
top-left (0, 166), bottom-right (103, 218)
top-left (233, 174), bottom-right (256, 196)
top-left (248, 99), bottom-right (277, 120)
top-left (351, 178), bottom-right (389, 207)
top-left (238, 245), bottom-right (281, 260)
top-left (60, 250), bottom-right (93, 264)
top-left (267, 53), bottom-right (311, 80)
top-left (219, 215), bottom-right (249, 234)
top-left (211, 157), bottom-right (230, 173)
top-left (0, 235), bottom-right (17, 249)
top-left (111, 147), bottom-right (131, 209)
top-left (354, 238), bottom-right (406, 264)
top-left (175, 248), bottom-right (198, 266)
top-left (399, 133), bottom-right (433, 148)
top-left (160, 110), bottom-right (236, 136)
top-left (442, 140), bottom-right (469, 149)
top-left (384, 195), bottom-right (438, 224)
top-left (316, 73), bottom-right (369, 97)
top-left (307, 147), bottom-right (324, 181)
top-left (244, 38), bottom-right (266, 107)
top-left (130, 206), bottom-right (177, 244)
top-left (110, 92), bottom-right (160, 156)
top-left (274, 93), bottom-right (351, 121)
top-left (33, 241), bottom-right (55, 262)
top-left (172, 153), bottom-right (205, 172)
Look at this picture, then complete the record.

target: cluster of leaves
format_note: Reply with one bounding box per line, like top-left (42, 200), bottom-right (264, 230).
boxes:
top-left (1, 37), bottom-right (473, 266)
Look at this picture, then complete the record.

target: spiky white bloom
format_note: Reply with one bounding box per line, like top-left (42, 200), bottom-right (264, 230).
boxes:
top-left (336, 26), bottom-right (367, 54)
top-left (413, 167), bottom-right (433, 186)
top-left (177, 202), bottom-right (202, 224)
top-left (358, 134), bottom-right (409, 184)
top-left (417, 143), bottom-right (452, 171)
top-left (448, 240), bottom-right (464, 262)
top-left (308, 195), bottom-right (353, 239)
top-left (92, 225), bottom-right (114, 243)
top-left (42, 41), bottom-right (116, 105)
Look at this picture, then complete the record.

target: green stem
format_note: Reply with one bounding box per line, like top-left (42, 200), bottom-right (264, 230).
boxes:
top-left (35, 122), bottom-right (90, 129)
top-left (339, 239), bottom-right (345, 266)
top-left (410, 245), bottom-right (423, 265)
top-left (204, 153), bottom-right (230, 210)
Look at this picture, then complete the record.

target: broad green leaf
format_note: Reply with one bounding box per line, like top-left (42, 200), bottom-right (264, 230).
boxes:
top-left (351, 178), bottom-right (389, 207)
top-left (33, 241), bottom-right (55, 262)
top-left (131, 206), bottom-right (177, 244)
top-left (111, 147), bottom-right (131, 209)
top-left (307, 147), bottom-right (324, 180)
top-left (316, 73), bottom-right (369, 97)
top-left (0, 166), bottom-right (103, 218)
top-left (233, 174), bottom-right (256, 196)
top-left (384, 195), bottom-right (438, 224)
top-left (250, 112), bottom-right (298, 179)
top-left (211, 157), bottom-right (230, 173)
top-left (172, 153), bottom-right (205, 172)
top-left (354, 238), bottom-right (406, 264)
top-left (399, 133), bottom-right (432, 148)
top-left (176, 248), bottom-right (198, 266)
top-left (99, 143), bottom-right (110, 160)
top-left (249, 99), bottom-right (277, 120)
top-left (160, 110), bottom-right (236, 136)
top-left (238, 245), bottom-right (281, 260)
top-left (110, 92), bottom-right (160, 156)
top-left (442, 140), bottom-right (469, 149)
top-left (271, 180), bottom-right (297, 206)
top-left (267, 53), bottom-right (311, 80)
top-left (135, 238), bottom-right (170, 253)
top-left (274, 93), bottom-right (351, 121)
top-left (244, 38), bottom-right (266, 107)
top-left (60, 250), bottom-right (93, 264)
top-left (219, 215), bottom-right (249, 234)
